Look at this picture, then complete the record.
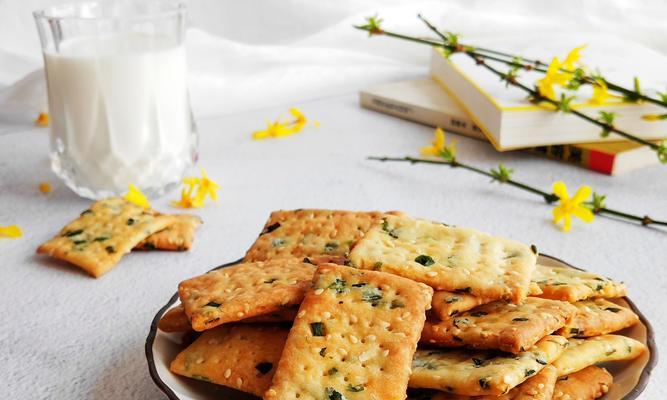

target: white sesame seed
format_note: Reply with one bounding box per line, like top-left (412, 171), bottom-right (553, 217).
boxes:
top-left (338, 348), bottom-right (348, 356)
top-left (195, 357), bottom-right (204, 364)
top-left (237, 311), bottom-right (245, 317)
top-left (288, 280), bottom-right (297, 285)
top-left (349, 335), bottom-right (359, 344)
top-left (297, 310), bottom-right (306, 318)
top-left (349, 315), bottom-right (358, 323)
top-left (358, 350), bottom-right (372, 362)
top-left (224, 369), bottom-right (232, 378)
top-left (382, 349), bottom-right (390, 357)
top-left (314, 288), bottom-right (324, 295)
top-left (366, 335), bottom-right (376, 342)
top-left (323, 311), bottom-right (331, 318)
top-left (236, 378), bottom-right (243, 387)
top-left (426, 271), bottom-right (438, 277)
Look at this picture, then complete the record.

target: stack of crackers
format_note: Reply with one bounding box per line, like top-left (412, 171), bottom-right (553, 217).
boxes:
top-left (37, 198), bottom-right (202, 277)
top-left (160, 210), bottom-right (646, 400)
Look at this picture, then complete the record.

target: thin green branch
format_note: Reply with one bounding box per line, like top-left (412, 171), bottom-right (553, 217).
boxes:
top-left (413, 15), bottom-right (667, 108)
top-left (355, 17), bottom-right (667, 108)
top-left (367, 156), bottom-right (667, 228)
top-left (355, 16), bottom-right (667, 161)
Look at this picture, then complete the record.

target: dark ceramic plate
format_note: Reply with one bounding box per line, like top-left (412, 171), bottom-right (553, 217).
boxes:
top-left (146, 254), bottom-right (656, 399)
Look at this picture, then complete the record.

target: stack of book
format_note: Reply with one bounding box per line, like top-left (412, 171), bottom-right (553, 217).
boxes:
top-left (360, 48), bottom-right (666, 175)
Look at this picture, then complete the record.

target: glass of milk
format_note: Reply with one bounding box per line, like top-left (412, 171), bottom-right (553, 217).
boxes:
top-left (34, 0), bottom-right (197, 199)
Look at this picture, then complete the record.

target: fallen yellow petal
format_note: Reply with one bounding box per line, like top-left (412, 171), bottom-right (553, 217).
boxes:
top-left (196, 168), bottom-right (220, 202)
top-left (39, 182), bottom-right (52, 194)
top-left (124, 184), bottom-right (151, 208)
top-left (252, 108), bottom-right (313, 140)
top-left (35, 112), bottom-right (49, 127)
top-left (171, 186), bottom-right (204, 209)
top-left (0, 225), bottom-right (23, 239)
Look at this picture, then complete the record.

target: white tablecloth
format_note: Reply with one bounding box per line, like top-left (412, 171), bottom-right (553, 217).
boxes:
top-left (1, 1), bottom-right (666, 398)
top-left (1, 93), bottom-right (666, 399)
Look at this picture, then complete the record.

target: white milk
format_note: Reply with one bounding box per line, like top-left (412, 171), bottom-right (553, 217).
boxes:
top-left (44, 33), bottom-right (195, 197)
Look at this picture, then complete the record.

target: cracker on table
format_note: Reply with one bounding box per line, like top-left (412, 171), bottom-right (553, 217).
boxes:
top-left (409, 335), bottom-right (568, 396)
top-left (36, 198), bottom-right (176, 277)
top-left (532, 265), bottom-right (627, 303)
top-left (170, 324), bottom-right (289, 396)
top-left (349, 215), bottom-right (536, 303)
top-left (431, 283), bottom-right (542, 319)
top-left (424, 364), bottom-right (558, 400)
top-left (552, 334), bottom-right (646, 376)
top-left (265, 263), bottom-right (433, 400)
top-left (179, 259), bottom-right (316, 331)
top-left (557, 298), bottom-right (639, 338)
top-left (422, 297), bottom-right (577, 354)
top-left (243, 209), bottom-right (386, 262)
top-left (136, 214), bottom-right (202, 251)
top-left (553, 365), bottom-right (612, 400)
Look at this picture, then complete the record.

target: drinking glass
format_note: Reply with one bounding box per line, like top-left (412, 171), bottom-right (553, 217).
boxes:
top-left (34, 0), bottom-right (197, 199)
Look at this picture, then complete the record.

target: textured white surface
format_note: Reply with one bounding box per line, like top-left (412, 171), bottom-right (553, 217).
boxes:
top-left (1, 94), bottom-right (666, 399)
top-left (1, 1), bottom-right (666, 398)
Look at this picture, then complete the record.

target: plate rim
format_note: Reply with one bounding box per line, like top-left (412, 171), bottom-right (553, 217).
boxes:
top-left (145, 254), bottom-right (658, 400)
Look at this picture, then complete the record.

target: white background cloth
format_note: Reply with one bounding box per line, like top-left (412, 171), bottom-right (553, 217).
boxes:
top-left (1, 1), bottom-right (666, 399)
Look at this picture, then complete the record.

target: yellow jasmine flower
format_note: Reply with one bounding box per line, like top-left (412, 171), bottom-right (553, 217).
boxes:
top-left (193, 168), bottom-right (220, 203)
top-left (171, 184), bottom-right (203, 209)
top-left (420, 128), bottom-right (456, 160)
top-left (290, 108), bottom-right (307, 131)
top-left (562, 45), bottom-right (586, 70)
top-left (536, 57), bottom-right (570, 100)
top-left (39, 182), bottom-right (52, 194)
top-left (35, 112), bottom-right (49, 127)
top-left (252, 107), bottom-right (311, 140)
top-left (0, 225), bottom-right (22, 239)
top-left (176, 168), bottom-right (220, 208)
top-left (252, 121), bottom-right (290, 140)
top-left (589, 79), bottom-right (609, 105)
top-left (421, 127), bottom-right (446, 156)
top-left (124, 184), bottom-right (151, 208)
top-left (551, 181), bottom-right (594, 232)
